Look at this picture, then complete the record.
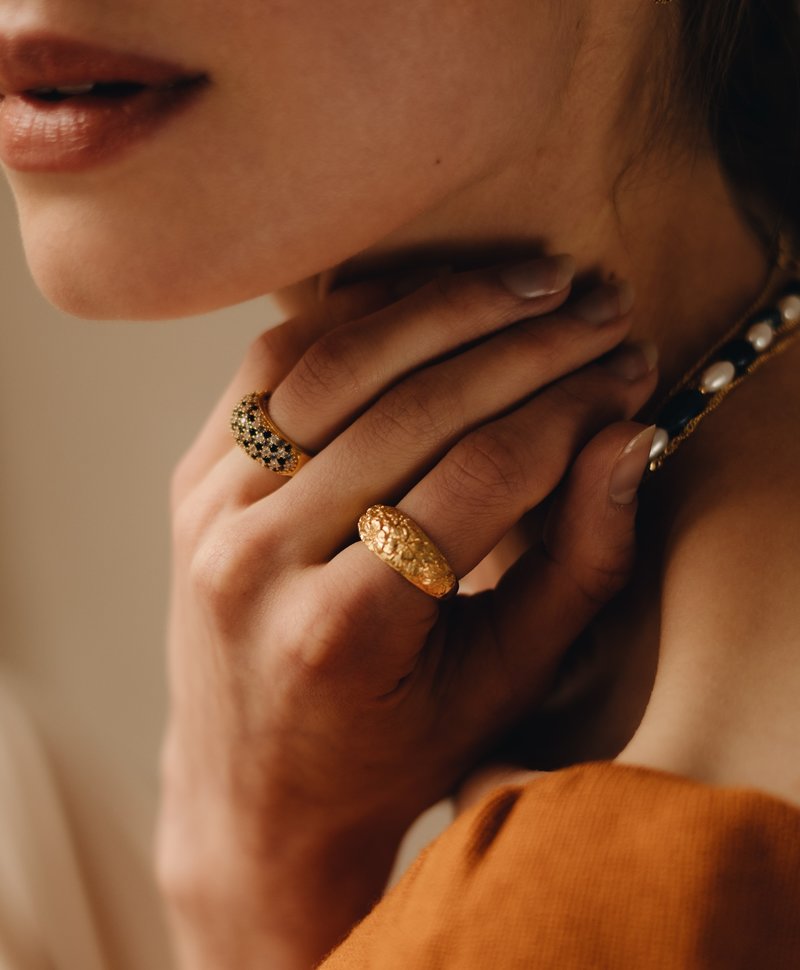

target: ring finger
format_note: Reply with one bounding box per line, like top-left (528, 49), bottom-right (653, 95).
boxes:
top-left (324, 341), bottom-right (657, 607)
top-left (215, 256), bottom-right (579, 507)
top-left (256, 281), bottom-right (641, 557)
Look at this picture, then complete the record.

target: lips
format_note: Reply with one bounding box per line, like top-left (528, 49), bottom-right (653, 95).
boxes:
top-left (0, 32), bottom-right (209, 172)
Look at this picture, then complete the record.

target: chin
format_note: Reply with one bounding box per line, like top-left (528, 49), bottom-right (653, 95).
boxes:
top-left (25, 246), bottom-right (224, 321)
top-left (15, 196), bottom-right (359, 321)
top-left (18, 209), bottom-right (290, 321)
top-left (26, 250), bottom-right (174, 321)
top-left (10, 161), bottom-right (424, 321)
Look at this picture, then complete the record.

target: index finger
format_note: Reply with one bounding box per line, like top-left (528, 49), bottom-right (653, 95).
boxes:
top-left (171, 276), bottom-right (397, 507)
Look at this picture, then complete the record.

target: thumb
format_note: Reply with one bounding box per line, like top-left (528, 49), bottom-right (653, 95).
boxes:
top-left (540, 421), bottom-right (656, 605)
top-left (478, 421), bottom-right (655, 696)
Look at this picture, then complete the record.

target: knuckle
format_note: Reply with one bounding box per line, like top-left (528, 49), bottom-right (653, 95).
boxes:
top-left (427, 271), bottom-right (515, 335)
top-left (186, 523), bottom-right (266, 630)
top-left (548, 376), bottom-right (598, 413)
top-left (368, 374), bottom-right (458, 449)
top-left (291, 602), bottom-right (351, 673)
top-left (242, 326), bottom-right (286, 383)
top-left (289, 573), bottom-right (436, 690)
top-left (285, 576), bottom-right (376, 677)
top-left (187, 531), bottom-right (241, 611)
top-left (290, 327), bottom-right (363, 402)
top-left (573, 557), bottom-right (632, 606)
top-left (249, 325), bottom-right (280, 364)
top-left (441, 425), bottom-right (528, 507)
top-left (585, 557), bottom-right (632, 601)
top-left (543, 541), bottom-right (632, 609)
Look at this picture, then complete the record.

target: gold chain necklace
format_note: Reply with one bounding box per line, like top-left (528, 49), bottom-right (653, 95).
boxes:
top-left (643, 231), bottom-right (800, 476)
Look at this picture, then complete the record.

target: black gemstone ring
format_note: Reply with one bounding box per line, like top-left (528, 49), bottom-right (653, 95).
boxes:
top-left (230, 391), bottom-right (312, 476)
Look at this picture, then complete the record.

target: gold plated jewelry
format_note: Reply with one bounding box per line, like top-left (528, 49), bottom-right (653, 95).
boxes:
top-left (645, 231), bottom-right (800, 475)
top-left (230, 392), bottom-right (312, 476)
top-left (358, 505), bottom-right (458, 600)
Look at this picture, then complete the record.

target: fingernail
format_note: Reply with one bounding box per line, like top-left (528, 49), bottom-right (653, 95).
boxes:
top-left (573, 280), bottom-right (635, 325)
top-left (498, 254), bottom-right (576, 299)
top-left (609, 425), bottom-right (657, 505)
top-left (603, 340), bottom-right (659, 381)
top-left (391, 264), bottom-right (453, 299)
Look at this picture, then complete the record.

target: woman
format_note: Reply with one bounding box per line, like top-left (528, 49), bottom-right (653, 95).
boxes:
top-left (2, 0), bottom-right (799, 967)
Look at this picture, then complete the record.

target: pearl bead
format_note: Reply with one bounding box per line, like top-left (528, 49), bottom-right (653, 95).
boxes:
top-left (778, 293), bottom-right (800, 325)
top-left (649, 427), bottom-right (669, 461)
top-left (746, 320), bottom-right (775, 352)
top-left (699, 359), bottom-right (736, 393)
top-left (752, 309), bottom-right (783, 331)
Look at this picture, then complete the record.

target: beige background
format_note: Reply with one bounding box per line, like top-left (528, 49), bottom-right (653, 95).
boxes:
top-left (0, 180), bottom-right (449, 968)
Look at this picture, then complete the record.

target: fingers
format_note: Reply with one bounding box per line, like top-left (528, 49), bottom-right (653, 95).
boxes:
top-left (451, 420), bottom-right (656, 715)
top-left (285, 327), bottom-right (656, 564)
top-left (221, 279), bottom-right (634, 519)
top-left (170, 278), bottom-right (396, 508)
top-left (179, 254), bottom-right (573, 509)
top-left (284, 416), bottom-right (656, 694)
top-left (296, 353), bottom-right (657, 689)
top-left (267, 254), bottom-right (577, 452)
top-left (396, 345), bottom-right (657, 574)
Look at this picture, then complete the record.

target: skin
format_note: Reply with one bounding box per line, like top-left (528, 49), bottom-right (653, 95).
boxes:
top-left (160, 270), bottom-right (660, 968)
top-left (4, 0), bottom-right (800, 966)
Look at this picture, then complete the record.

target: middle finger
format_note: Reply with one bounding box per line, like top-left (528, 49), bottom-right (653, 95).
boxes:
top-left (261, 279), bottom-right (638, 560)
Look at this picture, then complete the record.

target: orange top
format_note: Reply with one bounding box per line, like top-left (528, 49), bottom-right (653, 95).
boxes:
top-left (317, 761), bottom-right (800, 968)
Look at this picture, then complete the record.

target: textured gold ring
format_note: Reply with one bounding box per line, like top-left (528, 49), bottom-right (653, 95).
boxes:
top-left (230, 391), bottom-right (312, 476)
top-left (358, 505), bottom-right (458, 600)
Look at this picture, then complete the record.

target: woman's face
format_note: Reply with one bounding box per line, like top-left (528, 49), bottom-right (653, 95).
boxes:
top-left (1, 0), bottom-right (576, 319)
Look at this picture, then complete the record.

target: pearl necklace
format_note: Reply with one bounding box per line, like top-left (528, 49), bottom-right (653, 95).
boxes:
top-left (644, 234), bottom-right (800, 474)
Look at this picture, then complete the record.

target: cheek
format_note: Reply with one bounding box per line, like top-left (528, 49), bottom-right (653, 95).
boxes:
top-left (9, 95), bottom-right (471, 320)
top-left (9, 99), bottom-right (459, 320)
top-left (6, 2), bottom-right (563, 320)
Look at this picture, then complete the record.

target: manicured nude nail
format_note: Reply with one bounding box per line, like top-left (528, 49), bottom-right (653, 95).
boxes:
top-left (604, 340), bottom-right (659, 381)
top-left (573, 280), bottom-right (635, 325)
top-left (609, 425), bottom-right (657, 505)
top-left (499, 254), bottom-right (576, 299)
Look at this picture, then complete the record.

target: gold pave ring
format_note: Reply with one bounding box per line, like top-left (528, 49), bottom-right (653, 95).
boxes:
top-left (358, 505), bottom-right (458, 600)
top-left (230, 392), bottom-right (312, 476)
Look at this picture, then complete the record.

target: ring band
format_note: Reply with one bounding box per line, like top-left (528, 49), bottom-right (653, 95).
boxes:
top-left (230, 391), bottom-right (312, 476)
top-left (358, 505), bottom-right (458, 600)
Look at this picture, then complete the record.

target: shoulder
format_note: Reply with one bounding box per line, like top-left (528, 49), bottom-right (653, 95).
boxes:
top-left (319, 762), bottom-right (800, 969)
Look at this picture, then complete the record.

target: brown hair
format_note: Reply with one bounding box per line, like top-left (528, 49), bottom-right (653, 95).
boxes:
top-left (679, 0), bottom-right (800, 254)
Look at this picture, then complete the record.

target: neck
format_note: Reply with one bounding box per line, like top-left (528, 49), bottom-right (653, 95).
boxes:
top-left (274, 146), bottom-right (774, 411)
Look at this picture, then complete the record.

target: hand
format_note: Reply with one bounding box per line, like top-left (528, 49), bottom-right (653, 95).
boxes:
top-left (158, 255), bottom-right (658, 968)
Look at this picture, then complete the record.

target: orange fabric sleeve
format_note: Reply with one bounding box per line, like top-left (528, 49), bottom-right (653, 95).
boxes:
top-left (317, 760), bottom-right (800, 968)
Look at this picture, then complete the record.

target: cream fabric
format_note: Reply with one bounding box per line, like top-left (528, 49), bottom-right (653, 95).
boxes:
top-left (0, 677), bottom-right (106, 970)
